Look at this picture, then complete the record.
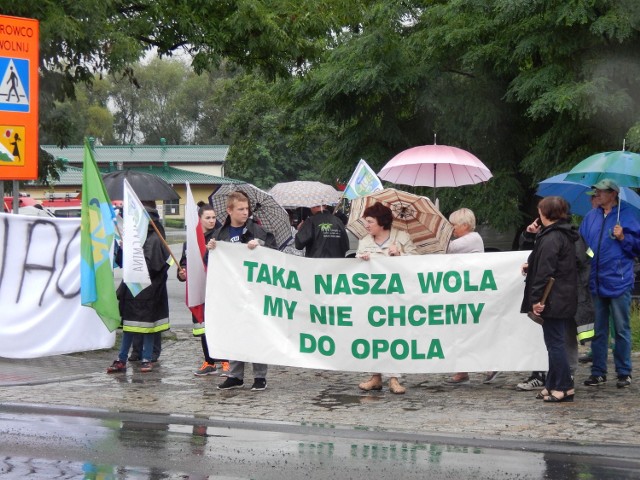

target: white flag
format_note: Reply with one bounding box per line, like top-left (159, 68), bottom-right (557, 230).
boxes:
top-left (343, 159), bottom-right (384, 200)
top-left (185, 182), bottom-right (207, 308)
top-left (123, 179), bottom-right (150, 296)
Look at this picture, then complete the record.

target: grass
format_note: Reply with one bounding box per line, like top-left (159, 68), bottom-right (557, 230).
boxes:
top-left (164, 218), bottom-right (184, 228)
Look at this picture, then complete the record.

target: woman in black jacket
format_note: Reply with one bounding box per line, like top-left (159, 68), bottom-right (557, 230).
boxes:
top-left (178, 203), bottom-right (227, 376)
top-left (521, 196), bottom-right (578, 403)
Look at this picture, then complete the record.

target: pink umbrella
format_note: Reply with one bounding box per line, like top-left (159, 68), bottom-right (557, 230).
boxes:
top-left (378, 144), bottom-right (492, 192)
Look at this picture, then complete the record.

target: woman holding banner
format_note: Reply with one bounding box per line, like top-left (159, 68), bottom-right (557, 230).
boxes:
top-left (356, 202), bottom-right (417, 394)
top-left (443, 208), bottom-right (491, 385)
top-left (520, 196), bottom-right (578, 403)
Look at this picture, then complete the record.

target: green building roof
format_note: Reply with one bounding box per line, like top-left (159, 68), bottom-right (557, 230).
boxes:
top-left (34, 165), bottom-right (243, 187)
top-left (41, 144), bottom-right (229, 166)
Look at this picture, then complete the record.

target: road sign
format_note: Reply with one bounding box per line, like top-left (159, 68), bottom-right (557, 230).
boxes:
top-left (0, 15), bottom-right (38, 180)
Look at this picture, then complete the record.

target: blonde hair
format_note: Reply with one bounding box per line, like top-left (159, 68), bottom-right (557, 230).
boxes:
top-left (449, 208), bottom-right (476, 231)
top-left (227, 191), bottom-right (250, 210)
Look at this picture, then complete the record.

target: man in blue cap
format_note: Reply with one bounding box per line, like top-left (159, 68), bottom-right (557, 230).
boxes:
top-left (579, 179), bottom-right (640, 388)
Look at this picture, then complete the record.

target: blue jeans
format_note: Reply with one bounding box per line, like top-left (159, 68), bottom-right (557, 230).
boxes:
top-left (591, 292), bottom-right (632, 377)
top-left (541, 317), bottom-right (573, 392)
top-left (118, 332), bottom-right (155, 363)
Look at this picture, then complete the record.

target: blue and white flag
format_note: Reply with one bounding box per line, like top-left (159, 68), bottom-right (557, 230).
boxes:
top-left (343, 159), bottom-right (384, 200)
top-left (123, 179), bottom-right (150, 296)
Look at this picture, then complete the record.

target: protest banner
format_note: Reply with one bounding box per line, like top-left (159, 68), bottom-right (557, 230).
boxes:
top-left (0, 213), bottom-right (115, 358)
top-left (205, 243), bottom-right (548, 373)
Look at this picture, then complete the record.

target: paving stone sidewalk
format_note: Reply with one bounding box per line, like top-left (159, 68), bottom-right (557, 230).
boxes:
top-left (1, 327), bottom-right (638, 449)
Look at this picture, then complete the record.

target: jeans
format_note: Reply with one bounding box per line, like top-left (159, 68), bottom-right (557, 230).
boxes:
top-left (118, 332), bottom-right (155, 363)
top-left (542, 317), bottom-right (573, 392)
top-left (565, 317), bottom-right (578, 375)
top-left (591, 292), bottom-right (632, 377)
top-left (132, 332), bottom-right (162, 361)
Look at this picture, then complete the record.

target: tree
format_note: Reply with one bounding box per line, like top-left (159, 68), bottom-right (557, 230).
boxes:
top-left (290, 0), bottom-right (640, 230)
top-left (417, 0), bottom-right (640, 208)
top-left (132, 58), bottom-right (193, 144)
top-left (215, 73), bottom-right (333, 188)
top-left (39, 79), bottom-right (115, 146)
top-left (2, 0), bottom-right (358, 181)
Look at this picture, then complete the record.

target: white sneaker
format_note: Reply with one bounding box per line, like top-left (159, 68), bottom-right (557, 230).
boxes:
top-left (516, 375), bottom-right (545, 391)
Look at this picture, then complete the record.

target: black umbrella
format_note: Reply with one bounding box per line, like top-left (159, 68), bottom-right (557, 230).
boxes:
top-left (102, 170), bottom-right (180, 201)
top-left (208, 183), bottom-right (293, 250)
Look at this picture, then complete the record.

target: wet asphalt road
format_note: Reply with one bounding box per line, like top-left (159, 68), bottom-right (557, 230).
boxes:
top-left (2, 405), bottom-right (640, 479)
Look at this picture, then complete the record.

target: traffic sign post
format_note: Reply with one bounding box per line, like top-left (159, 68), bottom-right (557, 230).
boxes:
top-left (0, 15), bottom-right (39, 180)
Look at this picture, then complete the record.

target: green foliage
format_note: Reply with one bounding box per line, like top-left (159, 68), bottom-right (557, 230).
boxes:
top-left (627, 123), bottom-right (640, 151)
top-left (2, 0), bottom-right (354, 181)
top-left (10, 0), bottom-right (640, 235)
top-left (36, 148), bottom-right (66, 186)
top-left (215, 73), bottom-right (332, 189)
top-left (163, 218), bottom-right (184, 229)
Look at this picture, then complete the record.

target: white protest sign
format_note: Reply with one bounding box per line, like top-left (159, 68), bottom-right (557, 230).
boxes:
top-left (0, 213), bottom-right (115, 358)
top-left (206, 243), bottom-right (548, 373)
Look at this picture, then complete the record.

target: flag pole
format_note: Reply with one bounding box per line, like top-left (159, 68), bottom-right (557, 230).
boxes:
top-left (147, 217), bottom-right (184, 274)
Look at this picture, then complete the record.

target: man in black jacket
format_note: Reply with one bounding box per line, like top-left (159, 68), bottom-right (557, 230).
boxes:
top-left (294, 205), bottom-right (349, 258)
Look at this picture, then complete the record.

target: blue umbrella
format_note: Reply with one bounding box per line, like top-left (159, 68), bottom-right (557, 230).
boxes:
top-left (537, 172), bottom-right (640, 216)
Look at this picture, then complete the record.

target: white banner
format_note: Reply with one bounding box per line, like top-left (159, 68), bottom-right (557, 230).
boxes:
top-left (206, 243), bottom-right (548, 373)
top-left (123, 179), bottom-right (150, 296)
top-left (0, 213), bottom-right (115, 358)
top-left (184, 182), bottom-right (206, 307)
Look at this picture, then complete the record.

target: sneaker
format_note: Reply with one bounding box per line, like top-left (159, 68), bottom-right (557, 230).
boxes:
top-left (516, 374), bottom-right (546, 391)
top-left (107, 360), bottom-right (126, 374)
top-left (578, 352), bottom-right (593, 364)
top-left (584, 374), bottom-right (607, 386)
top-left (483, 371), bottom-right (501, 384)
top-left (218, 377), bottom-right (244, 390)
top-left (616, 375), bottom-right (631, 388)
top-left (140, 361), bottom-right (153, 373)
top-left (218, 361), bottom-right (230, 377)
top-left (251, 378), bottom-right (267, 391)
top-left (194, 361), bottom-right (217, 376)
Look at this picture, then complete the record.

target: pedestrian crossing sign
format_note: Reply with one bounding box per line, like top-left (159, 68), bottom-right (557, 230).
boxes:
top-left (0, 126), bottom-right (25, 166)
top-left (0, 58), bottom-right (30, 113)
top-left (0, 15), bottom-right (38, 180)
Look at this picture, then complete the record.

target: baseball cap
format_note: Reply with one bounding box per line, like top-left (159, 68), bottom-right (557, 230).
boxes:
top-left (591, 178), bottom-right (620, 192)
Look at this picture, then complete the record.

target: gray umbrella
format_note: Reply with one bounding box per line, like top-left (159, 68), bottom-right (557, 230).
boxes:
top-left (102, 170), bottom-right (180, 201)
top-left (208, 183), bottom-right (293, 250)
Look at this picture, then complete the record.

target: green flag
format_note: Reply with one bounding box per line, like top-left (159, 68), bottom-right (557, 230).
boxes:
top-left (80, 138), bottom-right (121, 331)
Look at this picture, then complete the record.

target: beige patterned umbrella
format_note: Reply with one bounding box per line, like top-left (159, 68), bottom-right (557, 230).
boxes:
top-left (347, 188), bottom-right (453, 254)
top-left (269, 181), bottom-right (342, 208)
